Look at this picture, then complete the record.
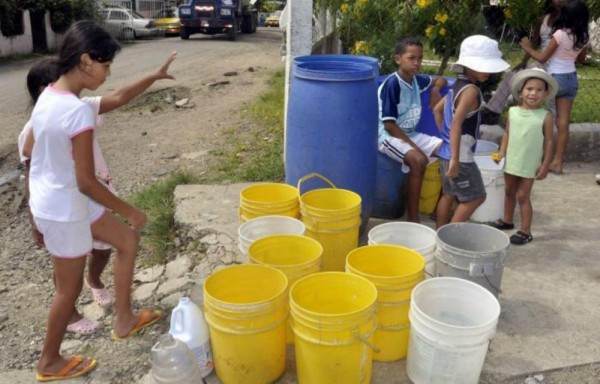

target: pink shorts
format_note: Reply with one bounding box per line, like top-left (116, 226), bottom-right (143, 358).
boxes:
top-left (33, 217), bottom-right (92, 258)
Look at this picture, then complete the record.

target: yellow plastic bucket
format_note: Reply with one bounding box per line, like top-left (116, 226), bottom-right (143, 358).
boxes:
top-left (298, 173), bottom-right (362, 271)
top-left (239, 183), bottom-right (300, 222)
top-left (248, 234), bottom-right (322, 344)
top-left (290, 272), bottom-right (378, 384)
top-left (203, 264), bottom-right (288, 384)
top-left (346, 245), bottom-right (425, 361)
top-left (419, 160), bottom-right (442, 215)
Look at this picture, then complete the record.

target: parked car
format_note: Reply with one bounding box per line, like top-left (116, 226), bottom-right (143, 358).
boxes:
top-left (265, 11), bottom-right (281, 27)
top-left (154, 7), bottom-right (181, 35)
top-left (100, 8), bottom-right (160, 40)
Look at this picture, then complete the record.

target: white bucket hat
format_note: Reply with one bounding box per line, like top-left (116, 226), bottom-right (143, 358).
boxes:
top-left (510, 68), bottom-right (558, 101)
top-left (451, 35), bottom-right (510, 74)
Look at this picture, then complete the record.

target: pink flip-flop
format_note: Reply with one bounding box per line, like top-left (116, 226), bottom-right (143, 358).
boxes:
top-left (90, 287), bottom-right (113, 309)
top-left (66, 317), bottom-right (102, 335)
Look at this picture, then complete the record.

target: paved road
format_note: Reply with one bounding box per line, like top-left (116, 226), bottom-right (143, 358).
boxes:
top-left (0, 28), bottom-right (283, 149)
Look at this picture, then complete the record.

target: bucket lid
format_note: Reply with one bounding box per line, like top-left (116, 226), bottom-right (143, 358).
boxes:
top-left (294, 61), bottom-right (374, 82)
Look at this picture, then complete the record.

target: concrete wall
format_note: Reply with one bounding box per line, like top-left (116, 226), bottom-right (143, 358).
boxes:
top-left (0, 10), bottom-right (33, 57)
top-left (0, 11), bottom-right (62, 57)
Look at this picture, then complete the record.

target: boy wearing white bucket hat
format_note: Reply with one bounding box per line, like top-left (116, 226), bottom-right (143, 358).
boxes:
top-left (433, 35), bottom-right (509, 227)
top-left (489, 68), bottom-right (557, 245)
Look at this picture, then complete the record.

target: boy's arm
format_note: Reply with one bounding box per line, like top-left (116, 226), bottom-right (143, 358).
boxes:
top-left (446, 87), bottom-right (479, 178)
top-left (72, 132), bottom-right (147, 229)
top-left (429, 76), bottom-right (447, 110)
top-left (520, 36), bottom-right (558, 64)
top-left (536, 112), bottom-right (554, 180)
top-left (433, 96), bottom-right (446, 131)
top-left (98, 51), bottom-right (177, 114)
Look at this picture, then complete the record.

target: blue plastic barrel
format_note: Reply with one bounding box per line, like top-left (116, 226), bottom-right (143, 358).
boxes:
top-left (293, 54), bottom-right (380, 80)
top-left (286, 61), bottom-right (378, 232)
top-left (372, 151), bottom-right (407, 219)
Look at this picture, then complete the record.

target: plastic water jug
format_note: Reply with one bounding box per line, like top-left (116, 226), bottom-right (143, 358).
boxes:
top-left (169, 297), bottom-right (213, 378)
top-left (151, 333), bottom-right (201, 384)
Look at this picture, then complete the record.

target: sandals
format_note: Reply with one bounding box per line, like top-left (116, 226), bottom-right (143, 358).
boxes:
top-left (489, 219), bottom-right (515, 230)
top-left (36, 355), bottom-right (97, 382)
top-left (89, 287), bottom-right (113, 309)
top-left (510, 230), bottom-right (533, 245)
top-left (66, 317), bottom-right (102, 335)
top-left (111, 309), bottom-right (162, 341)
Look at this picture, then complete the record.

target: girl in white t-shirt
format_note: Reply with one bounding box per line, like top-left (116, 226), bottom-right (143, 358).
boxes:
top-left (28, 21), bottom-right (166, 382)
top-left (520, 0), bottom-right (589, 174)
top-left (20, 52), bottom-right (176, 338)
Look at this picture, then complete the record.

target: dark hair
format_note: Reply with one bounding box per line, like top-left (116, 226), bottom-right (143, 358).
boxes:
top-left (554, 0), bottom-right (589, 49)
top-left (57, 21), bottom-right (121, 75)
top-left (27, 57), bottom-right (61, 104)
top-left (395, 37), bottom-right (423, 55)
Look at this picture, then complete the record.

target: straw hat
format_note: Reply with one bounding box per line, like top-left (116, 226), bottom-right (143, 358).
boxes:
top-left (451, 35), bottom-right (510, 74)
top-left (510, 68), bottom-right (558, 101)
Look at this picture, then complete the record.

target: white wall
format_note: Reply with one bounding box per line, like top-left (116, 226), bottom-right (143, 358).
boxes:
top-left (0, 11), bottom-right (62, 57)
top-left (0, 10), bottom-right (33, 57)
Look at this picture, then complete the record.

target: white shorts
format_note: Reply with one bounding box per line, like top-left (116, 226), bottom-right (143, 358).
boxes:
top-left (89, 204), bottom-right (111, 251)
top-left (34, 217), bottom-right (93, 258)
top-left (379, 133), bottom-right (442, 173)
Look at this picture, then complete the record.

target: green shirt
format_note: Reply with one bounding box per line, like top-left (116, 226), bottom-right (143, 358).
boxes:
top-left (504, 107), bottom-right (549, 178)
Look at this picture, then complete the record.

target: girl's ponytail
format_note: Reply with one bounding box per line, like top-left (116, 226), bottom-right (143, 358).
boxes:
top-left (26, 57), bottom-right (60, 105)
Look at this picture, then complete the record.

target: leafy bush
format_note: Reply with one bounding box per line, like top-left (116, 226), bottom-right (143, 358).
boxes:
top-left (0, 0), bottom-right (24, 37)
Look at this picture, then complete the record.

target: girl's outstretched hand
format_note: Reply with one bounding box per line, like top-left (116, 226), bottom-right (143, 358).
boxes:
top-left (154, 51), bottom-right (177, 80)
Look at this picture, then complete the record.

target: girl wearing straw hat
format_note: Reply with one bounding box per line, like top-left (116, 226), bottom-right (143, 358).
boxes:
top-left (490, 68), bottom-right (558, 245)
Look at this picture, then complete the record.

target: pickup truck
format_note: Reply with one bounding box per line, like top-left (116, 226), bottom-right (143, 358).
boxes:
top-left (178, 0), bottom-right (258, 41)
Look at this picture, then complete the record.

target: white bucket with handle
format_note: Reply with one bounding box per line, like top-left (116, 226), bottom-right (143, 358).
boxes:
top-left (471, 155), bottom-right (504, 223)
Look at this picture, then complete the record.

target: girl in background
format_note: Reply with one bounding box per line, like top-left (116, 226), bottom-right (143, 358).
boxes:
top-left (520, 0), bottom-right (589, 174)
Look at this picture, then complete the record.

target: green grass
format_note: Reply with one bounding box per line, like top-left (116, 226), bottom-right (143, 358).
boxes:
top-left (129, 71), bottom-right (286, 264)
top-left (207, 70), bottom-right (285, 182)
top-left (130, 171), bottom-right (200, 265)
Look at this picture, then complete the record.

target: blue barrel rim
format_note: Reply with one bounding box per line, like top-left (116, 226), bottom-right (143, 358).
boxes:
top-left (294, 61), bottom-right (374, 82)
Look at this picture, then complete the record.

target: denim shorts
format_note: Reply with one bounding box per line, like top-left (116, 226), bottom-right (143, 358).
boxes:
top-left (439, 160), bottom-right (486, 203)
top-left (552, 72), bottom-right (578, 100)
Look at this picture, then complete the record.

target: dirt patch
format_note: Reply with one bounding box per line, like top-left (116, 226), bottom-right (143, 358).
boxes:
top-left (121, 86), bottom-right (193, 114)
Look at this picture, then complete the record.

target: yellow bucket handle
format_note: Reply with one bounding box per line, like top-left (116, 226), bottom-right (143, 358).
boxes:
top-left (297, 173), bottom-right (337, 194)
top-left (355, 329), bottom-right (381, 353)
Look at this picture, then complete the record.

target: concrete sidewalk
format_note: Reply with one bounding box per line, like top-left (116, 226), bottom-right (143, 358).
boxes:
top-left (172, 160), bottom-right (600, 383)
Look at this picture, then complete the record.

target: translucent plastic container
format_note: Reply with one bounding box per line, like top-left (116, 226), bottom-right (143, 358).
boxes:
top-left (151, 333), bottom-right (202, 384)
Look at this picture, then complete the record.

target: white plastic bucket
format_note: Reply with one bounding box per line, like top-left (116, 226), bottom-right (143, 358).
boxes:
top-left (475, 140), bottom-right (499, 156)
top-left (238, 215), bottom-right (305, 256)
top-left (406, 277), bottom-right (501, 384)
top-left (471, 155), bottom-right (505, 223)
top-left (368, 222), bottom-right (436, 278)
top-left (435, 223), bottom-right (510, 297)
